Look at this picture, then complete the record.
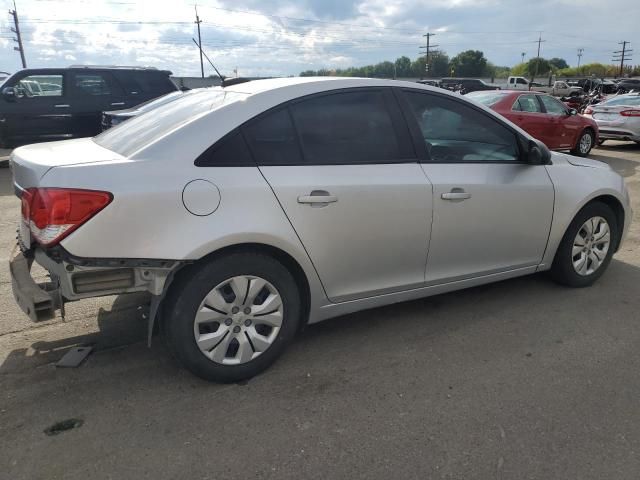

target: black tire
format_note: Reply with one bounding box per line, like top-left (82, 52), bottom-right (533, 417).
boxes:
top-left (550, 202), bottom-right (618, 288)
top-left (571, 129), bottom-right (595, 157)
top-left (162, 252), bottom-right (301, 383)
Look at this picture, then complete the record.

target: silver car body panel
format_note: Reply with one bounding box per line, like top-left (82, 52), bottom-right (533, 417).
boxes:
top-left (9, 78), bottom-right (633, 326)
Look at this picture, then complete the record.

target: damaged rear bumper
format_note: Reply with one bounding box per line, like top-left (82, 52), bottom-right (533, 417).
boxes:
top-left (9, 244), bottom-right (183, 323)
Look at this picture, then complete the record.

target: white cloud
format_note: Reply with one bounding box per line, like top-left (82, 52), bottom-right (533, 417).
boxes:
top-left (0, 0), bottom-right (637, 76)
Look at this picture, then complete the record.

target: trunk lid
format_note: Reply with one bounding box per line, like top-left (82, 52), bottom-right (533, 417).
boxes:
top-left (10, 138), bottom-right (124, 189)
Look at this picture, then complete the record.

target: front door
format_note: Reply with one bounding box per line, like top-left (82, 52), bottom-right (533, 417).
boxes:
top-left (538, 94), bottom-right (581, 150)
top-left (243, 89), bottom-right (433, 303)
top-left (3, 70), bottom-right (72, 144)
top-left (398, 89), bottom-right (554, 284)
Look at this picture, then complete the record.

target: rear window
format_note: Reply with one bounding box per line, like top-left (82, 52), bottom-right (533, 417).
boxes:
top-left (94, 90), bottom-right (247, 156)
top-left (467, 91), bottom-right (509, 106)
top-left (601, 95), bottom-right (640, 107)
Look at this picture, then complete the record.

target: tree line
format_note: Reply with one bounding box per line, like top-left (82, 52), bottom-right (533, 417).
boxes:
top-left (300, 50), bottom-right (640, 79)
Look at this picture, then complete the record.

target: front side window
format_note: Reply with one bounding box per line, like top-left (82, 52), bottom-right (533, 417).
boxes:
top-left (539, 95), bottom-right (567, 115)
top-left (516, 78), bottom-right (528, 85)
top-left (512, 94), bottom-right (542, 113)
top-left (74, 74), bottom-right (111, 96)
top-left (15, 74), bottom-right (63, 98)
top-left (404, 91), bottom-right (519, 162)
top-left (289, 90), bottom-right (401, 164)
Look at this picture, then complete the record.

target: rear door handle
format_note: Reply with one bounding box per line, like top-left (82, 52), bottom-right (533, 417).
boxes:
top-left (110, 102), bottom-right (125, 107)
top-left (442, 190), bottom-right (471, 200)
top-left (297, 190), bottom-right (338, 207)
top-left (54, 104), bottom-right (70, 108)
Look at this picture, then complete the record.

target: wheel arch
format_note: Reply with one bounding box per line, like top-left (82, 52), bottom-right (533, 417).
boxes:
top-left (587, 194), bottom-right (626, 252)
top-left (174, 242), bottom-right (313, 332)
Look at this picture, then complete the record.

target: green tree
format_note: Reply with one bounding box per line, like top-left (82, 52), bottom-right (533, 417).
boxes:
top-left (509, 62), bottom-right (528, 76)
top-left (430, 50), bottom-right (450, 77)
top-left (449, 50), bottom-right (488, 77)
top-left (394, 56), bottom-right (412, 77)
top-left (549, 57), bottom-right (569, 70)
top-left (527, 58), bottom-right (552, 79)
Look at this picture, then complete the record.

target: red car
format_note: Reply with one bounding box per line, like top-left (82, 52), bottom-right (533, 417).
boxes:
top-left (466, 90), bottom-right (598, 157)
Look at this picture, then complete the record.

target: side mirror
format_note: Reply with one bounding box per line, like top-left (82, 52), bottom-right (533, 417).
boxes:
top-left (526, 139), bottom-right (551, 165)
top-left (2, 87), bottom-right (17, 102)
top-left (567, 108), bottom-right (578, 116)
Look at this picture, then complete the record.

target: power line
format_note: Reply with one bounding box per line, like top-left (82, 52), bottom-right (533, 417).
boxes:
top-left (8, 0), bottom-right (26, 68)
top-left (419, 32), bottom-right (438, 78)
top-left (577, 47), bottom-right (584, 68)
top-left (194, 5), bottom-right (203, 78)
top-left (612, 41), bottom-right (632, 77)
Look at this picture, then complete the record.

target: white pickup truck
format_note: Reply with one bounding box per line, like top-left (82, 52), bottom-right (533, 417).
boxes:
top-left (507, 76), bottom-right (583, 97)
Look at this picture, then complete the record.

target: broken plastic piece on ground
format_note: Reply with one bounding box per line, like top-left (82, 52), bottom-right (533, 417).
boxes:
top-left (55, 346), bottom-right (93, 368)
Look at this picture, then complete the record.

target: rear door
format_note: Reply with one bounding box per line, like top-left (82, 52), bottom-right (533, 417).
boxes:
top-left (398, 89), bottom-right (554, 284)
top-left (248, 88), bottom-right (433, 303)
top-left (68, 70), bottom-right (126, 138)
top-left (2, 70), bottom-right (72, 144)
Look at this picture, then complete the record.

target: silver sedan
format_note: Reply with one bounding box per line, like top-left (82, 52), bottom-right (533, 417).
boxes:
top-left (9, 78), bottom-right (633, 382)
top-left (587, 93), bottom-right (640, 144)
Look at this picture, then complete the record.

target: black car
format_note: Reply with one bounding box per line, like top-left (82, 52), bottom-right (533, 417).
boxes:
top-left (101, 90), bottom-right (186, 130)
top-left (0, 66), bottom-right (178, 147)
top-left (440, 78), bottom-right (501, 93)
top-left (617, 78), bottom-right (640, 92)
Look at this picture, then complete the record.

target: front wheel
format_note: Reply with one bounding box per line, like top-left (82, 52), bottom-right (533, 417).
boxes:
top-left (571, 129), bottom-right (594, 157)
top-left (550, 202), bottom-right (618, 287)
top-left (163, 253), bottom-right (302, 383)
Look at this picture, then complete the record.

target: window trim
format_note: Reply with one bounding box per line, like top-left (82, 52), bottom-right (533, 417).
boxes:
top-left (240, 87), bottom-right (419, 167)
top-left (396, 87), bottom-right (526, 164)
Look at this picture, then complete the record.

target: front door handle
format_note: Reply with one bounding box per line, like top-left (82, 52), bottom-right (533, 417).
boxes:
top-left (110, 102), bottom-right (125, 107)
top-left (54, 104), bottom-right (70, 108)
top-left (442, 189), bottom-right (471, 201)
top-left (297, 190), bottom-right (338, 207)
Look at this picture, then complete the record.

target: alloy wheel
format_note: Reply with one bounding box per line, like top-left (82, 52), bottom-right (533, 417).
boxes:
top-left (572, 216), bottom-right (610, 276)
top-left (193, 275), bottom-right (283, 365)
top-left (579, 132), bottom-right (593, 154)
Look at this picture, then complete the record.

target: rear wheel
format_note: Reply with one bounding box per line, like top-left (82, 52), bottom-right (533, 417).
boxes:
top-left (550, 202), bottom-right (618, 287)
top-left (571, 129), bottom-right (594, 157)
top-left (163, 253), bottom-right (301, 383)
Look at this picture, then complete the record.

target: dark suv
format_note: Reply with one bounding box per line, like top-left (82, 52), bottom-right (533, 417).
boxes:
top-left (0, 66), bottom-right (178, 147)
top-left (440, 78), bottom-right (501, 93)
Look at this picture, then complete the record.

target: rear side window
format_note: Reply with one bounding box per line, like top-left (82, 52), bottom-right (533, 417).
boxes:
top-left (243, 108), bottom-right (303, 166)
top-left (289, 90), bottom-right (402, 164)
top-left (513, 95), bottom-right (542, 113)
top-left (195, 130), bottom-right (254, 167)
top-left (74, 73), bottom-right (112, 96)
top-left (403, 90), bottom-right (519, 163)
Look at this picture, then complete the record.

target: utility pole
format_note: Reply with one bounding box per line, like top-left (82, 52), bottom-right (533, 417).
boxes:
top-left (612, 41), bottom-right (632, 78)
top-left (577, 48), bottom-right (584, 68)
top-left (419, 33), bottom-right (438, 79)
top-left (194, 6), bottom-right (204, 78)
top-left (9, 1), bottom-right (26, 68)
top-left (531, 32), bottom-right (545, 83)
top-left (521, 52), bottom-right (526, 63)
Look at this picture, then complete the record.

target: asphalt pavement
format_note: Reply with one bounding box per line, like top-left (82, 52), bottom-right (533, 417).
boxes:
top-left (1, 142), bottom-right (639, 479)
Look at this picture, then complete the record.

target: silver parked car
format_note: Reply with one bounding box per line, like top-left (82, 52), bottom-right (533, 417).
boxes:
top-left (9, 78), bottom-right (632, 382)
top-left (586, 93), bottom-right (640, 144)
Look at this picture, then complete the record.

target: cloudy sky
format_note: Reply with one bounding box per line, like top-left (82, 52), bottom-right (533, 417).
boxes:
top-left (0, 0), bottom-right (638, 77)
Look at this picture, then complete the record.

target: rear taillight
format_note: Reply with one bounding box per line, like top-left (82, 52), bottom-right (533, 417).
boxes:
top-left (620, 109), bottom-right (640, 117)
top-left (21, 188), bottom-right (112, 246)
top-left (584, 107), bottom-right (594, 115)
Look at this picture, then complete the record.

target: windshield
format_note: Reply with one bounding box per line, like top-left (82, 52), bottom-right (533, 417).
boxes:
top-left (95, 89), bottom-right (247, 156)
top-left (466, 91), bottom-right (509, 106)
top-left (601, 95), bottom-right (640, 107)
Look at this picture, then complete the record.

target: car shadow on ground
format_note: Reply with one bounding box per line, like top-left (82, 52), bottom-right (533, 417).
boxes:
top-left (0, 292), bottom-right (151, 374)
top-left (1, 259), bottom-right (639, 383)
